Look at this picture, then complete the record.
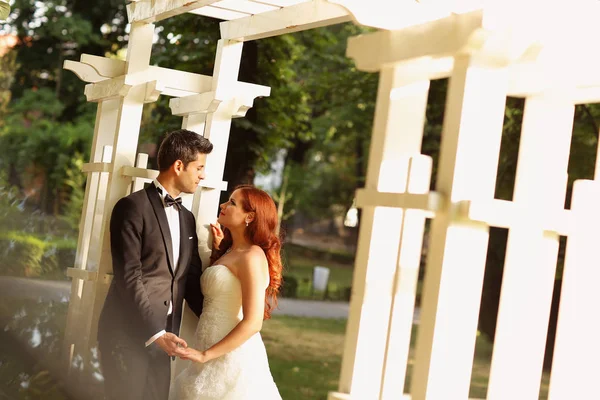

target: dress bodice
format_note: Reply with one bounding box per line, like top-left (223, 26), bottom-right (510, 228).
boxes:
top-left (201, 265), bottom-right (244, 321)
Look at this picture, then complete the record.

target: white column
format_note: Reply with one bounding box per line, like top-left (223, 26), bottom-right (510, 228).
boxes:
top-left (410, 55), bottom-right (508, 400)
top-left (63, 99), bottom-right (120, 370)
top-left (330, 64), bottom-right (430, 400)
top-left (548, 180), bottom-right (600, 399)
top-left (174, 39), bottom-right (244, 378)
top-left (63, 22), bottom-right (156, 374)
top-left (487, 95), bottom-right (574, 399)
top-left (380, 155), bottom-right (431, 400)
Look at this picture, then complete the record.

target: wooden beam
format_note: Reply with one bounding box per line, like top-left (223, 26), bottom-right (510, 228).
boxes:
top-left (220, 0), bottom-right (350, 41)
top-left (212, 0), bottom-right (280, 14)
top-left (69, 54), bottom-right (270, 99)
top-left (355, 189), bottom-right (442, 216)
top-left (189, 5), bottom-right (250, 20)
top-left (127, 0), bottom-right (221, 23)
top-left (346, 10), bottom-right (485, 72)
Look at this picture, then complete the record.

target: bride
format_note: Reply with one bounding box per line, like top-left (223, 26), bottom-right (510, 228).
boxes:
top-left (171, 185), bottom-right (282, 400)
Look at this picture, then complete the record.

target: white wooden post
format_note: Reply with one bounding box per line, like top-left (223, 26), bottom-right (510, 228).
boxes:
top-left (487, 95), bottom-right (574, 399)
top-left (410, 55), bottom-right (508, 400)
top-left (62, 21), bottom-right (156, 375)
top-left (174, 38), bottom-right (245, 378)
top-left (380, 154), bottom-right (432, 400)
top-left (330, 64), bottom-right (430, 400)
top-left (548, 180), bottom-right (600, 399)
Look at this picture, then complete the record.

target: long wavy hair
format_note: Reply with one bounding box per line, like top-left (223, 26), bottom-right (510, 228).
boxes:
top-left (215, 185), bottom-right (283, 319)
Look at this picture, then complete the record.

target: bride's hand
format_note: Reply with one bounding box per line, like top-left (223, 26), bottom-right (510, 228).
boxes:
top-left (210, 222), bottom-right (224, 251)
top-left (179, 347), bottom-right (209, 363)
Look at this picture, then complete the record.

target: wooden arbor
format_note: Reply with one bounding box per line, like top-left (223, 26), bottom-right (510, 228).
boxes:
top-left (64, 1), bottom-right (600, 399)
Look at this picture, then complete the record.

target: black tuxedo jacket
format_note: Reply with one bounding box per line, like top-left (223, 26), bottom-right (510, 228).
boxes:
top-left (98, 184), bottom-right (203, 345)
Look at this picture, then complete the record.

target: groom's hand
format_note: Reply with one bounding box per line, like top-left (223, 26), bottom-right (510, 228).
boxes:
top-left (155, 333), bottom-right (188, 356)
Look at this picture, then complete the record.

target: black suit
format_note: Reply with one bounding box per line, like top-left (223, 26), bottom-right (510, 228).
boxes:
top-left (98, 184), bottom-right (203, 400)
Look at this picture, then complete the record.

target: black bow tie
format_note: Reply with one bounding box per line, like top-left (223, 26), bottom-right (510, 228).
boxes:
top-left (164, 194), bottom-right (182, 210)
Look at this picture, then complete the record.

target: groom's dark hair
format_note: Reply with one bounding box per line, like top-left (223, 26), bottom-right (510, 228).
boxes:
top-left (157, 129), bottom-right (213, 172)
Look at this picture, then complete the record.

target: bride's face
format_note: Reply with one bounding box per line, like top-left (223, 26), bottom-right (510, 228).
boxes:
top-left (217, 190), bottom-right (250, 229)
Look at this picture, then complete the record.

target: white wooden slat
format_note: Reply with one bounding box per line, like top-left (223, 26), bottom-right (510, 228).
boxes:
top-left (66, 268), bottom-right (98, 281)
top-left (220, 0), bottom-right (350, 41)
top-left (355, 190), bottom-right (441, 216)
top-left (173, 38), bottom-right (244, 380)
top-left (188, 5), bottom-right (250, 20)
top-left (128, 0), bottom-right (220, 23)
top-left (332, 67), bottom-right (431, 400)
top-left (380, 155), bottom-right (432, 399)
top-left (410, 55), bottom-right (508, 400)
top-left (548, 180), bottom-right (600, 399)
top-left (212, 0), bottom-right (280, 14)
top-left (250, 0), bottom-right (308, 6)
top-left (487, 95), bottom-right (574, 400)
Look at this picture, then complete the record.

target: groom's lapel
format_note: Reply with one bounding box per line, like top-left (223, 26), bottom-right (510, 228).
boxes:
top-left (175, 210), bottom-right (191, 278)
top-left (146, 184), bottom-right (175, 275)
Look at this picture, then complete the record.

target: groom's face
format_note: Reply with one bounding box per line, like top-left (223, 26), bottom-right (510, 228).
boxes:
top-left (175, 152), bottom-right (207, 194)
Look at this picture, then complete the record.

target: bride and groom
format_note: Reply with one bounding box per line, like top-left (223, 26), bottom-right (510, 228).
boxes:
top-left (97, 129), bottom-right (282, 400)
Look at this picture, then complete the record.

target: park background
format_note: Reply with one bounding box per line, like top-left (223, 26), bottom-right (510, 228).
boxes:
top-left (0, 1), bottom-right (598, 399)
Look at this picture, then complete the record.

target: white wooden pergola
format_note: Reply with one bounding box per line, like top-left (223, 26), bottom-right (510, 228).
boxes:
top-left (63, 1), bottom-right (600, 399)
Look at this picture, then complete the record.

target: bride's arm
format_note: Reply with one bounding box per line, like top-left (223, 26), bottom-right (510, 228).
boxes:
top-left (181, 247), bottom-right (268, 363)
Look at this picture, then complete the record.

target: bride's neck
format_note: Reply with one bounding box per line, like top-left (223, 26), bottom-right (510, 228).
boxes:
top-left (229, 229), bottom-right (252, 251)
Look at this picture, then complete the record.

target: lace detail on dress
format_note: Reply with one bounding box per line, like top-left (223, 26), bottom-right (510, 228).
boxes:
top-left (171, 265), bottom-right (280, 400)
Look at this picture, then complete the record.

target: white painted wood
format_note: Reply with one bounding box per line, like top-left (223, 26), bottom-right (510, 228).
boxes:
top-left (128, 0), bottom-right (220, 23)
top-left (174, 39), bottom-right (246, 380)
top-left (62, 103), bottom-right (119, 371)
top-left (81, 162), bottom-right (112, 173)
top-left (548, 180), bottom-right (600, 399)
top-left (65, 22), bottom-right (156, 375)
top-left (63, 60), bottom-right (106, 83)
top-left (380, 155), bottom-right (432, 399)
top-left (355, 190), bottom-right (441, 215)
top-left (329, 0), bottom-right (470, 31)
top-left (220, 0), bottom-right (350, 41)
top-left (84, 76), bottom-right (132, 102)
top-left (121, 165), bottom-right (158, 180)
top-left (410, 55), bottom-right (507, 400)
top-left (335, 66), bottom-right (430, 400)
top-left (213, 0), bottom-right (280, 14)
top-left (456, 198), bottom-right (572, 235)
top-left (66, 268), bottom-right (98, 281)
top-left (80, 54), bottom-right (126, 77)
top-left (487, 95), bottom-right (574, 400)
top-left (131, 153), bottom-right (150, 193)
top-left (346, 11), bottom-right (485, 73)
top-left (170, 92), bottom-right (221, 116)
top-left (189, 5), bottom-right (250, 20)
top-left (252, 0), bottom-right (308, 6)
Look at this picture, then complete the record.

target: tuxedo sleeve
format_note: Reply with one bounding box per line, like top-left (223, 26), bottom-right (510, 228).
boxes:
top-left (110, 197), bottom-right (162, 339)
top-left (184, 215), bottom-right (203, 317)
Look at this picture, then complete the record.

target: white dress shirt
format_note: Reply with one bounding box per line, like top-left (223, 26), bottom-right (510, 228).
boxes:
top-left (145, 179), bottom-right (181, 347)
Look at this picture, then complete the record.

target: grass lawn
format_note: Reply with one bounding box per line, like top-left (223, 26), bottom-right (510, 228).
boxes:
top-left (263, 316), bottom-right (551, 400)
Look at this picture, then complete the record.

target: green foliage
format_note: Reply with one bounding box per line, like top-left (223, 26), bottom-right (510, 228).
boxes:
top-left (0, 88), bottom-right (92, 215)
top-left (280, 24), bottom-right (378, 220)
top-left (0, 230), bottom-right (76, 278)
top-left (0, 231), bottom-right (46, 277)
top-left (280, 275), bottom-right (298, 298)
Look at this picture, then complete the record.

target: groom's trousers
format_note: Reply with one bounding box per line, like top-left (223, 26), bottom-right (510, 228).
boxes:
top-left (98, 326), bottom-right (171, 400)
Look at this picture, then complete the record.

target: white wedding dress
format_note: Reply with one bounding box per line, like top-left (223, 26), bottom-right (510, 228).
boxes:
top-left (171, 264), bottom-right (281, 400)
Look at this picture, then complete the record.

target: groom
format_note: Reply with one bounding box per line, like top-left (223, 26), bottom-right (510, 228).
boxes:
top-left (98, 129), bottom-right (213, 400)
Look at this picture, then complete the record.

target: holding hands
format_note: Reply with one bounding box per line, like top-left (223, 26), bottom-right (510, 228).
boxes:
top-left (155, 332), bottom-right (188, 357)
top-left (155, 333), bottom-right (211, 363)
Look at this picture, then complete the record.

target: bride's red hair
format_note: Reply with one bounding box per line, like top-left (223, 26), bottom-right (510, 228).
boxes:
top-left (216, 185), bottom-right (283, 319)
